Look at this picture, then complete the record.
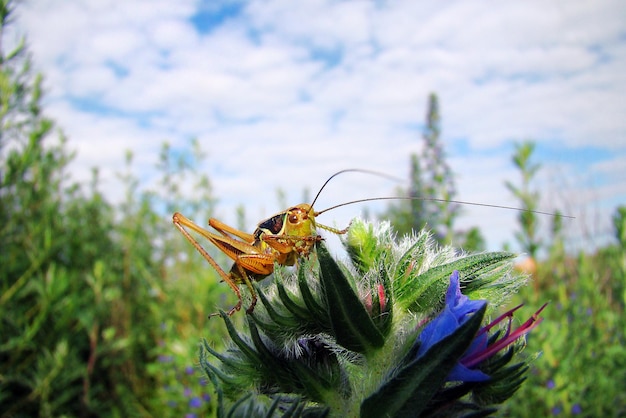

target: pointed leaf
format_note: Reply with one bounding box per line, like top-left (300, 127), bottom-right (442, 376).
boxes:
top-left (316, 243), bottom-right (384, 354)
top-left (345, 220), bottom-right (385, 274)
top-left (275, 274), bottom-right (311, 319)
top-left (394, 230), bottom-right (431, 288)
top-left (200, 340), bottom-right (227, 418)
top-left (220, 311), bottom-right (263, 365)
top-left (253, 284), bottom-right (300, 328)
top-left (396, 252), bottom-right (514, 311)
top-left (297, 265), bottom-right (327, 322)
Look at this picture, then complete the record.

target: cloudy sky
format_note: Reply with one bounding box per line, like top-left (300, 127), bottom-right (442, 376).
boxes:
top-left (13, 0), bottom-right (626, 252)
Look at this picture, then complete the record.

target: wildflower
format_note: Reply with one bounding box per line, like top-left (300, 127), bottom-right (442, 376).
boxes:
top-left (189, 396), bottom-right (202, 408)
top-left (417, 271), bottom-right (547, 382)
top-left (416, 271), bottom-right (490, 382)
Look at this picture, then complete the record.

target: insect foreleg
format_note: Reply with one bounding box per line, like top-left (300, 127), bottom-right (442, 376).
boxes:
top-left (316, 221), bottom-right (351, 235)
top-left (262, 234), bottom-right (323, 257)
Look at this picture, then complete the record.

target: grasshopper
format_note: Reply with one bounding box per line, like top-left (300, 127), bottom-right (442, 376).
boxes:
top-left (173, 169), bottom-right (392, 316)
top-left (173, 169), bottom-right (570, 317)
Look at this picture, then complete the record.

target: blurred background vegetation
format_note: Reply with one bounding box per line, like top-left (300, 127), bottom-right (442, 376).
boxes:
top-left (1, 1), bottom-right (624, 416)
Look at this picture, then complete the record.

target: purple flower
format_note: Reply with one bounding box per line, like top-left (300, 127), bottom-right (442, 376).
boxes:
top-left (185, 365), bottom-right (195, 375)
top-left (417, 271), bottom-right (489, 382)
top-left (417, 271), bottom-right (547, 382)
top-left (189, 397), bottom-right (202, 408)
top-left (571, 404), bottom-right (582, 414)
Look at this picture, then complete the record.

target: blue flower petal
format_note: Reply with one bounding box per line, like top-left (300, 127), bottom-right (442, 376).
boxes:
top-left (416, 271), bottom-right (489, 382)
top-left (416, 306), bottom-right (460, 357)
top-left (189, 397), bottom-right (202, 408)
top-left (448, 362), bottom-right (490, 382)
top-left (417, 271), bottom-right (487, 358)
top-left (446, 271), bottom-right (486, 319)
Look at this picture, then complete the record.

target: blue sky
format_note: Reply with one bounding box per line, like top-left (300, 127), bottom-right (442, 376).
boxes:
top-left (13, 0), bottom-right (626, 252)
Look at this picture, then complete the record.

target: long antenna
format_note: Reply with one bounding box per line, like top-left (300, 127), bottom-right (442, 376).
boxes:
top-left (309, 169), bottom-right (403, 209)
top-left (316, 196), bottom-right (574, 219)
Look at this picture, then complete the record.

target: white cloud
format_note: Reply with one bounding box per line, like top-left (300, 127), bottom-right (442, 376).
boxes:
top-left (12, 0), bottom-right (626, 253)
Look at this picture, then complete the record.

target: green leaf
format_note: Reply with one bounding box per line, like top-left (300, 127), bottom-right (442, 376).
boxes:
top-left (345, 220), bottom-right (387, 274)
top-left (297, 265), bottom-right (328, 326)
top-left (200, 340), bottom-right (227, 418)
top-left (253, 284), bottom-right (300, 329)
top-left (396, 252), bottom-right (515, 311)
top-left (394, 230), bottom-right (431, 288)
top-left (360, 304), bottom-right (487, 418)
top-left (219, 311), bottom-right (263, 365)
top-left (276, 279), bottom-right (310, 318)
top-left (316, 243), bottom-right (385, 354)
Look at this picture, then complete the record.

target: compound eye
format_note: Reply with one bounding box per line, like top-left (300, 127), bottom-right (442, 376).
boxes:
top-left (288, 213), bottom-right (299, 224)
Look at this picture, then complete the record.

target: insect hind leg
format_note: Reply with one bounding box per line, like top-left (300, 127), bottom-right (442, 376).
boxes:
top-left (173, 212), bottom-right (245, 318)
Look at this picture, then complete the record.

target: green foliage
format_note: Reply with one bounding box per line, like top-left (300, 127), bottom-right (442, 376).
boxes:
top-left (505, 141), bottom-right (543, 259)
top-left (419, 94), bottom-right (458, 244)
top-left (500, 143), bottom-right (625, 417)
top-left (201, 219), bottom-right (537, 417)
top-left (382, 93), bottom-right (485, 249)
top-left (0, 3), bottom-right (228, 415)
top-left (502, 212), bottom-right (626, 417)
top-left (507, 248), bottom-right (626, 416)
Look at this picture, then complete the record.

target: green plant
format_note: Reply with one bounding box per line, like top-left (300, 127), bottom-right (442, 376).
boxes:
top-left (383, 93), bottom-right (484, 250)
top-left (505, 141), bottom-right (542, 261)
top-left (502, 206), bottom-right (626, 416)
top-left (200, 219), bottom-right (546, 417)
top-left (0, 2), bottom-right (228, 413)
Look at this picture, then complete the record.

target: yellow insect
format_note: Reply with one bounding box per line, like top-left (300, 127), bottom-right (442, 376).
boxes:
top-left (172, 169), bottom-right (387, 316)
